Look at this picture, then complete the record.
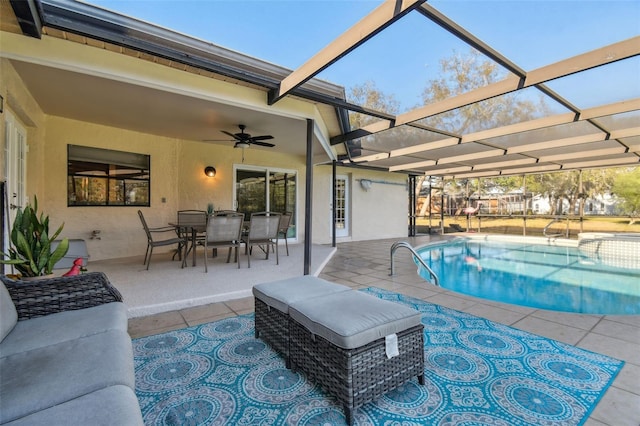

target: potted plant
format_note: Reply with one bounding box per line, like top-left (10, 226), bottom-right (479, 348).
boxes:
top-left (1, 196), bottom-right (69, 278)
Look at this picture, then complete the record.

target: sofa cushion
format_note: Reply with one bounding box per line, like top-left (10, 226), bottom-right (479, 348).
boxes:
top-left (0, 329), bottom-right (135, 424)
top-left (289, 291), bottom-right (422, 349)
top-left (0, 282), bottom-right (18, 344)
top-left (0, 302), bottom-right (127, 357)
top-left (252, 276), bottom-right (350, 313)
top-left (4, 385), bottom-right (143, 426)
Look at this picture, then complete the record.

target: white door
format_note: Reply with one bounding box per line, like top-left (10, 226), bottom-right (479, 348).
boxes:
top-left (3, 111), bottom-right (28, 272)
top-left (334, 175), bottom-right (350, 238)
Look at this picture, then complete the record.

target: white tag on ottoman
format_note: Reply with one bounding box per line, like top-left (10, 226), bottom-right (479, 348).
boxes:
top-left (385, 333), bottom-right (399, 359)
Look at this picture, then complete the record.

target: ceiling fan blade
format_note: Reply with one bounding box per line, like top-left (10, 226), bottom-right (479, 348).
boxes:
top-left (221, 130), bottom-right (241, 140)
top-left (250, 135), bottom-right (274, 141)
top-left (251, 141), bottom-right (276, 147)
top-left (203, 139), bottom-right (234, 142)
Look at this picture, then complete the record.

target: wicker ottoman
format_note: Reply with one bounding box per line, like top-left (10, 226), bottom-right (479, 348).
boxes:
top-left (288, 291), bottom-right (424, 425)
top-left (252, 276), bottom-right (350, 366)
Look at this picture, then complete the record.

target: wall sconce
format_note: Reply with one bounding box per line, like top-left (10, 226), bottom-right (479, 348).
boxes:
top-left (204, 166), bottom-right (216, 177)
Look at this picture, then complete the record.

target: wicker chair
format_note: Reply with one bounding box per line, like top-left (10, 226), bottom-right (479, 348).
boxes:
top-left (201, 211), bottom-right (245, 272)
top-left (138, 210), bottom-right (186, 270)
top-left (244, 212), bottom-right (281, 268)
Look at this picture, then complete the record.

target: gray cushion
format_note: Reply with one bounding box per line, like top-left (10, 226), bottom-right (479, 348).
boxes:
top-left (0, 330), bottom-right (135, 424)
top-left (0, 302), bottom-right (127, 357)
top-left (253, 276), bottom-right (350, 313)
top-left (289, 291), bottom-right (422, 349)
top-left (5, 385), bottom-right (143, 426)
top-left (0, 282), bottom-right (17, 343)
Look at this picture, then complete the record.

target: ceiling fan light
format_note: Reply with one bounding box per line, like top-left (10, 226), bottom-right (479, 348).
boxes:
top-left (235, 141), bottom-right (250, 149)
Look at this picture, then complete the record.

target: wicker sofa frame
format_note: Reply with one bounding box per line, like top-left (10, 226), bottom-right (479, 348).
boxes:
top-left (288, 319), bottom-right (425, 425)
top-left (2, 272), bottom-right (123, 320)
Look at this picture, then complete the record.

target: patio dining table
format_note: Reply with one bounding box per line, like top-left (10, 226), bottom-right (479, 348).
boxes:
top-left (169, 222), bottom-right (206, 267)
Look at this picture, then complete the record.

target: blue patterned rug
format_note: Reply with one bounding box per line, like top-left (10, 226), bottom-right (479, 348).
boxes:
top-left (133, 287), bottom-right (624, 425)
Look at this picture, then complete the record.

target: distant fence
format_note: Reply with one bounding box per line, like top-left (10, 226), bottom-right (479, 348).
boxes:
top-left (414, 214), bottom-right (639, 238)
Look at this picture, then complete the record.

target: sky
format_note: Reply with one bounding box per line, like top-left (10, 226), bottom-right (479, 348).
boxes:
top-left (85, 0), bottom-right (640, 112)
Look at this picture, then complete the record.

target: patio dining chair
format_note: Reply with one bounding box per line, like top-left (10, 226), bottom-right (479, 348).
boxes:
top-left (177, 210), bottom-right (207, 259)
top-left (244, 212), bottom-right (281, 268)
top-left (201, 211), bottom-right (245, 272)
top-left (276, 212), bottom-right (292, 256)
top-left (138, 210), bottom-right (187, 270)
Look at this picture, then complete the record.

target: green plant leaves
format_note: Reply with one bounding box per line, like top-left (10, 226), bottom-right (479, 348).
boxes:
top-left (0, 196), bottom-right (69, 277)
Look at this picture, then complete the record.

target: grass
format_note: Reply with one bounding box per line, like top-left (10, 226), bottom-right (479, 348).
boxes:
top-left (416, 215), bottom-right (640, 237)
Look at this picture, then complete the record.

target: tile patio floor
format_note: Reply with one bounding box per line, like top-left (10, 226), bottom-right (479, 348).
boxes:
top-left (127, 236), bottom-right (640, 426)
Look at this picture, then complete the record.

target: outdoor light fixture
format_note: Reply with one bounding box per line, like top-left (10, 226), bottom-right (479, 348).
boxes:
top-left (204, 166), bottom-right (216, 177)
top-left (360, 179), bottom-right (372, 191)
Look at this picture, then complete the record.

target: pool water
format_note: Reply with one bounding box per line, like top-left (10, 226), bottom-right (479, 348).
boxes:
top-left (416, 237), bottom-right (640, 315)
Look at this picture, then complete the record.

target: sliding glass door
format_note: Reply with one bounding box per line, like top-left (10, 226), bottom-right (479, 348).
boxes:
top-left (235, 166), bottom-right (296, 238)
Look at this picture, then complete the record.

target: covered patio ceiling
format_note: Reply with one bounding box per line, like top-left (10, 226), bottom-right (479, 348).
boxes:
top-left (4, 0), bottom-right (639, 178)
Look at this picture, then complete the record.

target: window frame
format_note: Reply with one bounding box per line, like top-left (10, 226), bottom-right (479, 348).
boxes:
top-left (67, 145), bottom-right (151, 207)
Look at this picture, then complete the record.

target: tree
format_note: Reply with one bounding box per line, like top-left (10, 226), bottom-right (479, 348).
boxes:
top-left (417, 50), bottom-right (551, 206)
top-left (347, 80), bottom-right (400, 128)
top-left (612, 167), bottom-right (640, 223)
top-left (346, 81), bottom-right (423, 158)
top-left (421, 49), bottom-right (551, 133)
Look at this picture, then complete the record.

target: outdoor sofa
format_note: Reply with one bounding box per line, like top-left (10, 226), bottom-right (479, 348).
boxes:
top-left (0, 272), bottom-right (143, 425)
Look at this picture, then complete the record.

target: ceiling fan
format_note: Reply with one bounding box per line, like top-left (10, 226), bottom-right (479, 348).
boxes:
top-left (213, 124), bottom-right (275, 149)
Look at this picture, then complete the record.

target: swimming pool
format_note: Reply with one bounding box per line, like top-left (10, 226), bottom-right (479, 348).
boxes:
top-left (415, 235), bottom-right (640, 315)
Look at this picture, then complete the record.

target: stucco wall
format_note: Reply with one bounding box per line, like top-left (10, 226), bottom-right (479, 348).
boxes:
top-left (42, 116), bottom-right (181, 261)
top-left (0, 59), bottom-right (47, 191)
top-left (37, 116), bottom-right (311, 261)
top-left (312, 165), bottom-right (409, 244)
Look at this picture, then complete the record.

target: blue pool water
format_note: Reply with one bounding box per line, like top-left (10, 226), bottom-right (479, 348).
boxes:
top-left (416, 237), bottom-right (640, 315)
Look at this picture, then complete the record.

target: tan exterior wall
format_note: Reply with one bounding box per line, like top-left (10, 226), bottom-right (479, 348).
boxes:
top-left (38, 116), bottom-right (309, 261)
top-left (0, 59), bottom-right (47, 188)
top-left (42, 116), bottom-right (180, 261)
top-left (312, 165), bottom-right (409, 244)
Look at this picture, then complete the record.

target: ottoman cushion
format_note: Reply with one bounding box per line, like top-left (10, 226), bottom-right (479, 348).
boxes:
top-left (289, 291), bottom-right (422, 350)
top-left (252, 276), bottom-right (350, 313)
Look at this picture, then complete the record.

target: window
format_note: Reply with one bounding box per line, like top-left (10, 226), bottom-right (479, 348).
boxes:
top-left (67, 145), bottom-right (150, 206)
top-left (234, 166), bottom-right (296, 238)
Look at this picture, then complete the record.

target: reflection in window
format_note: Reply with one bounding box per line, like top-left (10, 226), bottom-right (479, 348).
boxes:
top-left (67, 145), bottom-right (150, 206)
top-left (235, 167), bottom-right (297, 238)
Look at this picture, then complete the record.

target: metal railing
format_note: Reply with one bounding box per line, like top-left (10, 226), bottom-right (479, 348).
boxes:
top-left (543, 217), bottom-right (569, 238)
top-left (390, 241), bottom-right (439, 286)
